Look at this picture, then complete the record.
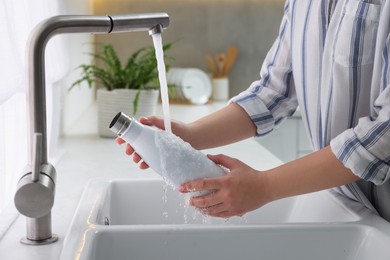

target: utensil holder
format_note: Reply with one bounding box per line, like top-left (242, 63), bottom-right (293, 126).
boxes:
top-left (212, 77), bottom-right (229, 101)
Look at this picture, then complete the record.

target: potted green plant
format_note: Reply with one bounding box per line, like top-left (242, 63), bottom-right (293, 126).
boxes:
top-left (71, 42), bottom-right (173, 137)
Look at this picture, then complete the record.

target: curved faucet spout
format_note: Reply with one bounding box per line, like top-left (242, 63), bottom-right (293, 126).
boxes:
top-left (28, 13), bottom-right (169, 165)
top-left (17, 12), bottom-right (169, 245)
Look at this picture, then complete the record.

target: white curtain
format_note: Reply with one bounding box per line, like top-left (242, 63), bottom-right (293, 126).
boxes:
top-left (0, 0), bottom-right (68, 237)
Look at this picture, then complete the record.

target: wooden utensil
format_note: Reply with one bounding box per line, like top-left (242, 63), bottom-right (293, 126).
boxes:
top-left (222, 46), bottom-right (238, 76)
top-left (205, 54), bottom-right (217, 77)
top-left (216, 53), bottom-right (226, 78)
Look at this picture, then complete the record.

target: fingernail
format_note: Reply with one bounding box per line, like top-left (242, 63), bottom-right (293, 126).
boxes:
top-left (179, 185), bottom-right (186, 193)
top-left (140, 117), bottom-right (149, 123)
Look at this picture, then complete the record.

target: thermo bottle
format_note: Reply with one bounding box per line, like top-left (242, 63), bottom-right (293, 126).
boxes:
top-left (109, 112), bottom-right (226, 195)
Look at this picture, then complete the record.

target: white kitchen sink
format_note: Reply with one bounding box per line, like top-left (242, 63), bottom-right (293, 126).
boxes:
top-left (93, 179), bottom-right (359, 226)
top-left (71, 224), bottom-right (390, 260)
top-left (60, 178), bottom-right (390, 260)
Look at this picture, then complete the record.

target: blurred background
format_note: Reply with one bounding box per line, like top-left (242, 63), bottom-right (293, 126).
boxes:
top-left (61, 0), bottom-right (286, 136)
top-left (2, 0), bottom-right (311, 228)
top-left (92, 0), bottom-right (284, 98)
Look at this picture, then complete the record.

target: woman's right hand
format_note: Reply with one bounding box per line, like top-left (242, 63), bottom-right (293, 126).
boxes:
top-left (115, 116), bottom-right (190, 169)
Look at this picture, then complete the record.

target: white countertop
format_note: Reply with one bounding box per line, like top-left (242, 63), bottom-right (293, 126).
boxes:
top-left (0, 102), bottom-right (283, 260)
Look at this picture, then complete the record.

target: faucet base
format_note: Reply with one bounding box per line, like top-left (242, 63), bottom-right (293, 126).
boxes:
top-left (20, 214), bottom-right (58, 245)
top-left (20, 234), bottom-right (58, 246)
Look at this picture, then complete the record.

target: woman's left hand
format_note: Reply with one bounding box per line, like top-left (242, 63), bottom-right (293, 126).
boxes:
top-left (179, 154), bottom-right (272, 218)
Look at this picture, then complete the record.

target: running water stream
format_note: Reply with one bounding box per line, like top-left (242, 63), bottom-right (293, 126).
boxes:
top-left (151, 34), bottom-right (233, 222)
top-left (152, 32), bottom-right (172, 220)
top-left (152, 33), bottom-right (172, 133)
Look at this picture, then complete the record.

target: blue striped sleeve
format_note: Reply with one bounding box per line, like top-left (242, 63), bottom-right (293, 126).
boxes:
top-left (330, 34), bottom-right (390, 185)
top-left (231, 0), bottom-right (298, 137)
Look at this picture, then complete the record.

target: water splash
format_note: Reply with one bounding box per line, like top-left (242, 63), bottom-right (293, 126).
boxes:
top-left (152, 33), bottom-right (172, 133)
top-left (162, 182), bottom-right (168, 203)
top-left (239, 215), bottom-right (248, 224)
top-left (155, 130), bottom-right (225, 189)
top-left (162, 183), bottom-right (169, 221)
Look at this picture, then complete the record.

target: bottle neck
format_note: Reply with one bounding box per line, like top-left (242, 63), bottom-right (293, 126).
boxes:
top-left (120, 119), bottom-right (144, 143)
top-left (109, 112), bottom-right (143, 143)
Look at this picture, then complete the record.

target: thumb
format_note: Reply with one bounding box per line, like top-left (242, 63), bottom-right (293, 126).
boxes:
top-left (207, 154), bottom-right (239, 170)
top-left (140, 116), bottom-right (166, 130)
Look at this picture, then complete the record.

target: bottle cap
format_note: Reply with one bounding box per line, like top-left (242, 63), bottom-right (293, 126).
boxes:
top-left (109, 112), bottom-right (131, 136)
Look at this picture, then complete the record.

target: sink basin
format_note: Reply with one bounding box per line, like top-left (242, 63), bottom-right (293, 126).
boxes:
top-left (94, 179), bottom-right (359, 225)
top-left (60, 178), bottom-right (390, 260)
top-left (74, 224), bottom-right (390, 260)
top-left (68, 224), bottom-right (390, 260)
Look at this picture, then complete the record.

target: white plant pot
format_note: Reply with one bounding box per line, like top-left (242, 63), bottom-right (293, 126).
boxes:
top-left (97, 88), bottom-right (159, 138)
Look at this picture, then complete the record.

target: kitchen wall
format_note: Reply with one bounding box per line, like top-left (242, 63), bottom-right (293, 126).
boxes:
top-left (93, 0), bottom-right (285, 98)
top-left (60, 0), bottom-right (94, 134)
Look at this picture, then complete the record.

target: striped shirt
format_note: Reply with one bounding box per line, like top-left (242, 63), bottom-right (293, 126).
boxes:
top-left (232, 0), bottom-right (390, 212)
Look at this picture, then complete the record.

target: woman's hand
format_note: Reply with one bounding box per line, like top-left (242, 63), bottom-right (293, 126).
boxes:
top-left (115, 116), bottom-right (190, 169)
top-left (115, 136), bottom-right (150, 169)
top-left (179, 154), bottom-right (272, 218)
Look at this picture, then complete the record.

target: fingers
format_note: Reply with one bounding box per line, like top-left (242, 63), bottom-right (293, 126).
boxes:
top-left (139, 161), bottom-right (149, 169)
top-left (178, 154), bottom-right (258, 219)
top-left (141, 116), bottom-right (183, 136)
top-left (132, 150), bottom-right (142, 162)
top-left (179, 177), bottom-right (234, 218)
top-left (207, 153), bottom-right (239, 169)
top-left (140, 116), bottom-right (166, 130)
top-left (132, 151), bottom-right (149, 168)
top-left (120, 143), bottom-right (150, 169)
top-left (198, 203), bottom-right (226, 215)
top-left (190, 195), bottom-right (240, 218)
top-left (179, 177), bottom-right (223, 193)
top-left (189, 191), bottom-right (224, 208)
top-left (125, 144), bottom-right (135, 156)
top-left (188, 191), bottom-right (230, 217)
top-left (115, 137), bottom-right (126, 144)
top-left (115, 118), bottom-right (162, 170)
top-left (178, 154), bottom-right (239, 193)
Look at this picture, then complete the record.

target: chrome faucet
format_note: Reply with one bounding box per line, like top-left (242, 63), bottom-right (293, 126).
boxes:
top-left (14, 13), bottom-right (169, 245)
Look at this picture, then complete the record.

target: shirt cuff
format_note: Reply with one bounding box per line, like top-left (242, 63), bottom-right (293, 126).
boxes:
top-left (330, 129), bottom-right (390, 185)
top-left (230, 84), bottom-right (275, 137)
